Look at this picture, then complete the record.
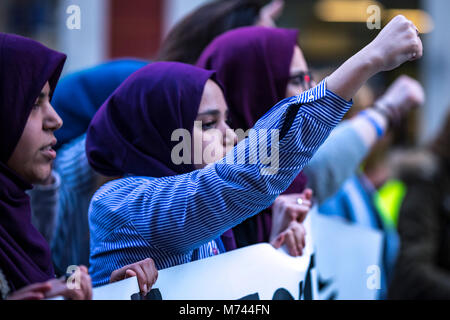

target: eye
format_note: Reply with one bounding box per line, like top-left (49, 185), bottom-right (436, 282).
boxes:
top-left (202, 121), bottom-right (217, 130)
top-left (289, 78), bottom-right (303, 86)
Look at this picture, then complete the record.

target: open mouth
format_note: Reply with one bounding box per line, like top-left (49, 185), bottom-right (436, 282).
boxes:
top-left (40, 141), bottom-right (57, 160)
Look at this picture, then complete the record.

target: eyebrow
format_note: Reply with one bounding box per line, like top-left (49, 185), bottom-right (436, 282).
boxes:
top-left (290, 70), bottom-right (310, 77)
top-left (197, 109), bottom-right (221, 117)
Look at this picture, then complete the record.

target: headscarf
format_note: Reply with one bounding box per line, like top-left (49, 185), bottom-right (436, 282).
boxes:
top-left (52, 59), bottom-right (148, 149)
top-left (0, 32), bottom-right (66, 292)
top-left (86, 62), bottom-right (218, 178)
top-left (197, 26), bottom-right (308, 249)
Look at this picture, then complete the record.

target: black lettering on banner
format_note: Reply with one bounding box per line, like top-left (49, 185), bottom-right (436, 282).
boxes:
top-left (303, 254), bottom-right (315, 300)
top-left (239, 293), bottom-right (260, 300)
top-left (272, 288), bottom-right (295, 300)
top-left (131, 288), bottom-right (163, 300)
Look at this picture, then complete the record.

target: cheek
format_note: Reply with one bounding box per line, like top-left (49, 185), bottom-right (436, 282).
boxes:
top-left (286, 84), bottom-right (304, 98)
top-left (192, 129), bottom-right (226, 168)
top-left (7, 118), bottom-right (50, 183)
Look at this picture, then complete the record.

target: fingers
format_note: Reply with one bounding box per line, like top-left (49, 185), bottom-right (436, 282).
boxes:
top-left (303, 188), bottom-right (313, 201)
top-left (283, 229), bottom-right (298, 256)
top-left (125, 269), bottom-right (137, 278)
top-left (285, 203), bottom-right (310, 223)
top-left (64, 266), bottom-right (92, 300)
top-left (127, 264), bottom-right (148, 295)
top-left (81, 270), bottom-right (93, 300)
top-left (140, 258), bottom-right (159, 291)
top-left (7, 282), bottom-right (52, 300)
top-left (270, 233), bottom-right (285, 249)
top-left (20, 281), bottom-right (52, 294)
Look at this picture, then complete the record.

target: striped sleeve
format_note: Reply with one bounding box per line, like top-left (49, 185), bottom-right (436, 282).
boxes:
top-left (89, 79), bottom-right (352, 282)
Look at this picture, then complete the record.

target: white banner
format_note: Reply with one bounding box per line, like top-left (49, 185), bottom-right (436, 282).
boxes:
top-left (310, 208), bottom-right (384, 300)
top-left (93, 215), bottom-right (317, 300)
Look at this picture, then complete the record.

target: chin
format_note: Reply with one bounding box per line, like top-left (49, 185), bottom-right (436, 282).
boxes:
top-left (31, 166), bottom-right (53, 185)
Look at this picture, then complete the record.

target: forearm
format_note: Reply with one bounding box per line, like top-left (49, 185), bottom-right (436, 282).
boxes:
top-left (326, 48), bottom-right (380, 101)
top-left (303, 120), bottom-right (368, 204)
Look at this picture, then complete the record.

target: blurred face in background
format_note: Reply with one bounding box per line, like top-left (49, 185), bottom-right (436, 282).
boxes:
top-left (7, 82), bottom-right (63, 184)
top-left (286, 45), bottom-right (316, 98)
top-left (192, 80), bottom-right (237, 169)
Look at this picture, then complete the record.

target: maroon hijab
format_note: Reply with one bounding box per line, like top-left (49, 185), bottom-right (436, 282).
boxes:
top-left (197, 26), bottom-right (308, 250)
top-left (0, 33), bottom-right (66, 292)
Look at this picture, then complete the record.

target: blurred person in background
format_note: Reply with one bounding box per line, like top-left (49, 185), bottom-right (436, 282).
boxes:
top-left (318, 76), bottom-right (425, 298)
top-left (157, 0), bottom-right (284, 64)
top-left (388, 110), bottom-right (450, 300)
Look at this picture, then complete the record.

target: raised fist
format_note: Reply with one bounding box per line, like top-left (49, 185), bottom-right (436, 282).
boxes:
top-left (367, 15), bottom-right (423, 72)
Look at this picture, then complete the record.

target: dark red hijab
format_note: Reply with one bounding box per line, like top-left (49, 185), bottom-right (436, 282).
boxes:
top-left (0, 33), bottom-right (66, 292)
top-left (197, 26), bottom-right (308, 250)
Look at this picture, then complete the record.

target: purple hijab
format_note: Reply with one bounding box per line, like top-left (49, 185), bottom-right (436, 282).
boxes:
top-left (86, 62), bottom-right (217, 178)
top-left (0, 33), bottom-right (66, 292)
top-left (197, 26), bottom-right (308, 250)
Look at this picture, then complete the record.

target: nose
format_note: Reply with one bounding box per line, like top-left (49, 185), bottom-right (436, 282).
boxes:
top-left (43, 102), bottom-right (63, 131)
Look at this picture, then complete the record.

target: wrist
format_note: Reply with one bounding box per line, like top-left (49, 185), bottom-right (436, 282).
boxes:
top-left (373, 99), bottom-right (396, 127)
top-left (357, 44), bottom-right (384, 76)
top-left (360, 109), bottom-right (388, 138)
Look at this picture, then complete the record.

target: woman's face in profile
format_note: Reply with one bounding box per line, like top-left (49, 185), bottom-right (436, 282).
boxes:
top-left (285, 45), bottom-right (316, 98)
top-left (192, 80), bottom-right (237, 169)
top-left (7, 82), bottom-right (63, 184)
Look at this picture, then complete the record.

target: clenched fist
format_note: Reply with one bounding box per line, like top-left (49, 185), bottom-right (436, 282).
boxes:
top-left (366, 15), bottom-right (423, 72)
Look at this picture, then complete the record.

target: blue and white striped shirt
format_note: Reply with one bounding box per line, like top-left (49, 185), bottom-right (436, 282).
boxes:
top-left (88, 80), bottom-right (352, 286)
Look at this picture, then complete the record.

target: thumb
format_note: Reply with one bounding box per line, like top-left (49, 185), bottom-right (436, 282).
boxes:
top-left (271, 233), bottom-right (285, 249)
top-left (304, 189), bottom-right (313, 200)
top-left (125, 269), bottom-right (137, 279)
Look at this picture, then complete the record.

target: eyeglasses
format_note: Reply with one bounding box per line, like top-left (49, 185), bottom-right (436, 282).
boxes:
top-left (288, 71), bottom-right (314, 90)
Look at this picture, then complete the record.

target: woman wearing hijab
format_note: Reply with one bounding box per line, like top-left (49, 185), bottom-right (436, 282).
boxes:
top-left (87, 15), bottom-right (422, 286)
top-left (0, 32), bottom-right (91, 300)
top-left (0, 33), bottom-right (156, 299)
top-left (28, 59), bottom-right (148, 275)
top-left (196, 25), bottom-right (423, 251)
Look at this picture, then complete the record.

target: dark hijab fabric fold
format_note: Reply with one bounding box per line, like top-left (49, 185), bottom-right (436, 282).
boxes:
top-left (197, 26), bottom-right (308, 250)
top-left (86, 62), bottom-right (217, 178)
top-left (0, 33), bottom-right (66, 292)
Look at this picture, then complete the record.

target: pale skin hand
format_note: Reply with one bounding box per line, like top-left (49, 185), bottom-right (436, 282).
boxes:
top-left (44, 265), bottom-right (92, 300)
top-left (110, 258), bottom-right (158, 295)
top-left (7, 282), bottom-right (52, 300)
top-left (327, 15), bottom-right (423, 101)
top-left (351, 75), bottom-right (425, 148)
top-left (374, 75), bottom-right (425, 123)
top-left (7, 265), bottom-right (92, 300)
top-left (270, 189), bottom-right (313, 257)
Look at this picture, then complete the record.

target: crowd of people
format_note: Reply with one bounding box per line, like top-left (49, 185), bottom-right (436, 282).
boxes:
top-left (1, 0), bottom-right (448, 300)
